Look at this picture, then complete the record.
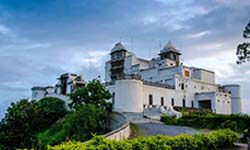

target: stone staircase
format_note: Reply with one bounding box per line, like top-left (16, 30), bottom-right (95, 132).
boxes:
top-left (143, 106), bottom-right (182, 120)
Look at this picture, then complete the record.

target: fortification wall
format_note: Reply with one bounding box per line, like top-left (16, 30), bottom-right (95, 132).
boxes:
top-left (104, 112), bottom-right (130, 141)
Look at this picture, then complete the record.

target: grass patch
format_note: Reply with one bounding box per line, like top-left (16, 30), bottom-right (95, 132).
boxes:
top-left (129, 123), bottom-right (145, 138)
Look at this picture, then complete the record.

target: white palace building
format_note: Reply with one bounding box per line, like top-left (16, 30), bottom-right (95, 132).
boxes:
top-left (105, 41), bottom-right (242, 115)
top-left (32, 41), bottom-right (242, 116)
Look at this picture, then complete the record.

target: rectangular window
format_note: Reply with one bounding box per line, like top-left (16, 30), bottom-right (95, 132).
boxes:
top-left (182, 99), bottom-right (186, 107)
top-left (161, 97), bottom-right (164, 106)
top-left (184, 70), bottom-right (190, 77)
top-left (181, 83), bottom-right (185, 90)
top-left (171, 98), bottom-right (174, 106)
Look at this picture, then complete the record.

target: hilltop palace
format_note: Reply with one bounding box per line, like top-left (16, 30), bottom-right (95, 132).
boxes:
top-left (32, 41), bottom-right (242, 115)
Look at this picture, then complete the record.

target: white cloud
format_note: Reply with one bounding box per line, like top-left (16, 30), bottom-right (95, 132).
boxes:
top-left (215, 0), bottom-right (250, 6)
top-left (0, 24), bottom-right (10, 34)
top-left (185, 31), bottom-right (211, 39)
top-left (143, 16), bottom-right (158, 25)
top-left (187, 42), bottom-right (224, 52)
top-left (0, 24), bottom-right (15, 37)
top-left (79, 51), bottom-right (109, 68)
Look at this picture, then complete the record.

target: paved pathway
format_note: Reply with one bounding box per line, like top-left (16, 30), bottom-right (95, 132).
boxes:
top-left (132, 118), bottom-right (248, 149)
top-left (132, 118), bottom-right (200, 136)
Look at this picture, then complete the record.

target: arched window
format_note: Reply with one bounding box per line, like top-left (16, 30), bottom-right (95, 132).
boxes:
top-left (149, 95), bottom-right (153, 105)
top-left (161, 97), bottom-right (164, 106)
top-left (112, 92), bottom-right (115, 109)
top-left (183, 99), bottom-right (186, 107)
top-left (171, 98), bottom-right (174, 106)
top-left (191, 101), bottom-right (194, 108)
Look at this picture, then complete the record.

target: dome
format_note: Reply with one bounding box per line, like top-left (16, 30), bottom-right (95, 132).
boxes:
top-left (111, 42), bottom-right (126, 53)
top-left (164, 40), bottom-right (176, 50)
top-left (161, 40), bottom-right (180, 53)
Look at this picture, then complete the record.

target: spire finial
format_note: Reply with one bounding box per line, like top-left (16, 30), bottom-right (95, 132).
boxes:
top-left (111, 41), bottom-right (126, 52)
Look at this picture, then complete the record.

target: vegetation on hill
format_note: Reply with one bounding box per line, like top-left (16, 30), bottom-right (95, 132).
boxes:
top-left (129, 123), bottom-right (145, 138)
top-left (0, 79), bottom-right (112, 149)
top-left (37, 79), bottom-right (112, 148)
top-left (37, 104), bottom-right (108, 147)
top-left (0, 97), bottom-right (68, 149)
top-left (161, 112), bottom-right (250, 133)
top-left (49, 129), bottom-right (239, 150)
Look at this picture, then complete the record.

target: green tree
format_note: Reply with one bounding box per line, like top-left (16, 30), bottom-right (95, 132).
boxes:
top-left (37, 104), bottom-right (106, 146)
top-left (36, 97), bottom-right (68, 130)
top-left (0, 99), bottom-right (38, 149)
top-left (68, 79), bottom-right (112, 111)
top-left (237, 20), bottom-right (250, 64)
top-left (0, 97), bottom-right (68, 149)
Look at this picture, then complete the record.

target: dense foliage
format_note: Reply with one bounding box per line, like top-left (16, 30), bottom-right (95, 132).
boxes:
top-left (68, 79), bottom-right (112, 111)
top-left (49, 129), bottom-right (239, 150)
top-left (237, 19), bottom-right (250, 64)
top-left (37, 104), bottom-right (107, 147)
top-left (37, 80), bottom-right (113, 147)
top-left (161, 112), bottom-right (250, 132)
top-left (0, 98), bottom-right (67, 149)
top-left (0, 79), bottom-right (112, 149)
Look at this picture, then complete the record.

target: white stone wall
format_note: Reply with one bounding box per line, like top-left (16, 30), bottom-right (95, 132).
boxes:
top-left (143, 84), bottom-right (175, 107)
top-left (112, 80), bottom-right (144, 112)
top-left (174, 75), bottom-right (218, 108)
top-left (223, 85), bottom-right (242, 114)
top-left (32, 89), bottom-right (46, 100)
top-left (45, 87), bottom-right (55, 94)
top-left (215, 92), bottom-right (231, 114)
top-left (191, 68), bottom-right (215, 84)
top-left (105, 123), bottom-right (130, 141)
top-left (140, 68), bottom-right (159, 82)
top-left (107, 78), bottom-right (233, 114)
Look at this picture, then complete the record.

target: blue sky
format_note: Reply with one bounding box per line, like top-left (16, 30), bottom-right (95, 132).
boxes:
top-left (0, 0), bottom-right (250, 118)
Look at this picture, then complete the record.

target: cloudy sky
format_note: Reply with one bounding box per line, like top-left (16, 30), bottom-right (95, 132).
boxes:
top-left (0, 0), bottom-right (249, 118)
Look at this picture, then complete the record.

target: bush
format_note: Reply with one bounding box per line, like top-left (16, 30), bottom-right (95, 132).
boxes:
top-left (37, 104), bottom-right (106, 147)
top-left (160, 115), bottom-right (177, 124)
top-left (161, 113), bottom-right (250, 132)
top-left (49, 129), bottom-right (239, 150)
top-left (48, 141), bottom-right (86, 150)
top-left (0, 98), bottom-right (68, 149)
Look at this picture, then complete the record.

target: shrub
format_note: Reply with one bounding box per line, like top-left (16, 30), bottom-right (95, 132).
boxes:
top-left (161, 113), bottom-right (250, 132)
top-left (48, 141), bottom-right (86, 150)
top-left (38, 104), bottom-right (106, 147)
top-left (160, 115), bottom-right (177, 124)
top-left (49, 129), bottom-right (239, 150)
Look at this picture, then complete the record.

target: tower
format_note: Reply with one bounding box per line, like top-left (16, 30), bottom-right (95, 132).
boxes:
top-left (158, 40), bottom-right (182, 66)
top-left (223, 85), bottom-right (242, 114)
top-left (110, 42), bottom-right (127, 81)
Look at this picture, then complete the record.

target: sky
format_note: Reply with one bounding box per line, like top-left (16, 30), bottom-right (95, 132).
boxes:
top-left (0, 0), bottom-right (249, 118)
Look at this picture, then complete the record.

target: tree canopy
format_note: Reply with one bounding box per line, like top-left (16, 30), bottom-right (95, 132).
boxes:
top-left (68, 79), bottom-right (112, 111)
top-left (0, 97), bottom-right (68, 149)
top-left (237, 20), bottom-right (250, 64)
top-left (37, 104), bottom-right (106, 147)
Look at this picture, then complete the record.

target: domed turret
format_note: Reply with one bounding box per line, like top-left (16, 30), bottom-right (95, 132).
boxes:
top-left (110, 42), bottom-right (127, 81)
top-left (111, 42), bottom-right (126, 53)
top-left (159, 40), bottom-right (182, 65)
top-left (161, 40), bottom-right (179, 53)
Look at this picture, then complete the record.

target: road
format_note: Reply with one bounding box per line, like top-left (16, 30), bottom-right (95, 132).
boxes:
top-left (132, 118), bottom-right (248, 150)
top-left (132, 118), bottom-right (200, 136)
